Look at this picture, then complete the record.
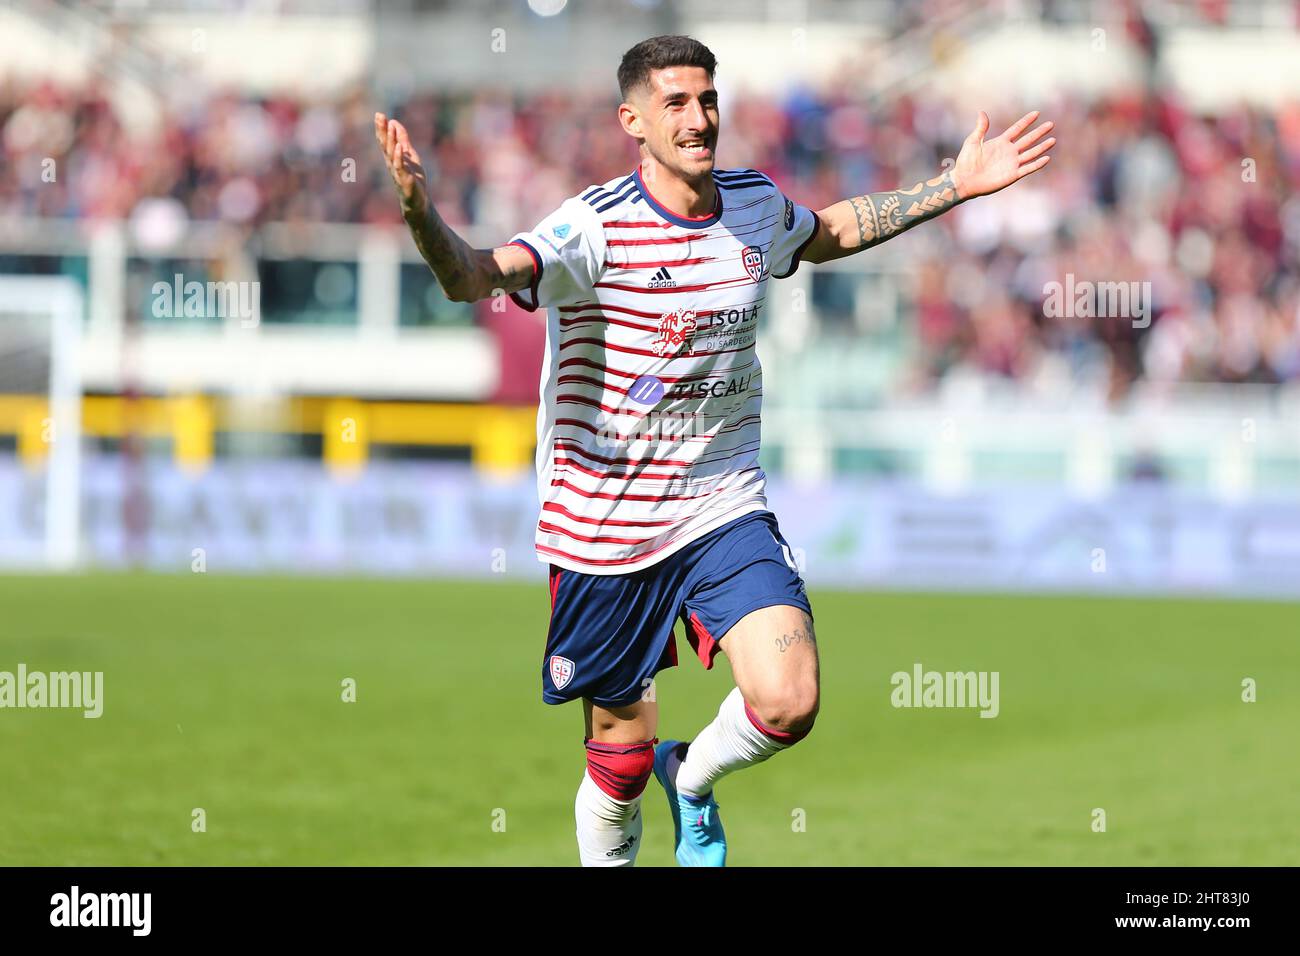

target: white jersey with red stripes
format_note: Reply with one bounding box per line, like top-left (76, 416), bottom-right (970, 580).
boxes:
top-left (507, 163), bottom-right (820, 575)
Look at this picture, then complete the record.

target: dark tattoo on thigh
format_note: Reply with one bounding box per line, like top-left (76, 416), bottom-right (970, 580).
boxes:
top-left (775, 623), bottom-right (816, 653)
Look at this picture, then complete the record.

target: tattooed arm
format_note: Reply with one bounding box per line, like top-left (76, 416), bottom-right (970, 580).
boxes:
top-left (804, 170), bottom-right (963, 264)
top-left (375, 112), bottom-right (534, 302)
top-left (803, 110), bottom-right (1056, 265)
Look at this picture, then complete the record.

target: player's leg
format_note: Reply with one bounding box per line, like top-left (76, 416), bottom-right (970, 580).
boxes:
top-left (651, 511), bottom-right (815, 865)
top-left (585, 696), bottom-right (659, 743)
top-left (673, 603), bottom-right (818, 799)
top-left (542, 561), bottom-right (680, 867)
top-left (575, 697), bottom-right (659, 866)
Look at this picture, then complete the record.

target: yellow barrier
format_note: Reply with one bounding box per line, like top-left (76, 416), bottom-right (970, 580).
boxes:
top-left (172, 395), bottom-right (215, 474)
top-left (18, 403), bottom-right (48, 469)
top-left (0, 395), bottom-right (536, 475)
top-left (323, 398), bottom-right (368, 476)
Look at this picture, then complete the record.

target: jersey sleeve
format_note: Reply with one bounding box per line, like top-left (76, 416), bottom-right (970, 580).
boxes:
top-left (768, 191), bottom-right (821, 280)
top-left (506, 196), bottom-right (606, 311)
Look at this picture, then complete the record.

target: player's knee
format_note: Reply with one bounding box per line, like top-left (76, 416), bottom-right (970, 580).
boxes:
top-left (745, 683), bottom-right (819, 742)
top-left (584, 738), bottom-right (656, 801)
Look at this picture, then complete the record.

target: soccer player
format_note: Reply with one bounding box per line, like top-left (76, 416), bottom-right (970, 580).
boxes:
top-left (376, 35), bottom-right (1054, 866)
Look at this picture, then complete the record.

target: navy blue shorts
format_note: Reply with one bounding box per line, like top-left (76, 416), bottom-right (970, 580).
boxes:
top-left (541, 510), bottom-right (813, 707)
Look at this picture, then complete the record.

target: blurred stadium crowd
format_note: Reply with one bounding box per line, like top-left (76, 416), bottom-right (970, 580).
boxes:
top-left (3, 71), bottom-right (1299, 397)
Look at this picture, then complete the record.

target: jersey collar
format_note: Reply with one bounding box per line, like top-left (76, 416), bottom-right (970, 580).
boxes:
top-left (633, 164), bottom-right (722, 230)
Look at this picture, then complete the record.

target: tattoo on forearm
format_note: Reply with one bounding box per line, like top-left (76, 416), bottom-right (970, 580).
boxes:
top-left (775, 624), bottom-right (817, 654)
top-left (408, 202), bottom-right (479, 298)
top-left (846, 169), bottom-right (960, 251)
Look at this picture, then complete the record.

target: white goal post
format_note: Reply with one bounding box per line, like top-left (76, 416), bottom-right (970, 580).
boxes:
top-left (0, 276), bottom-right (84, 570)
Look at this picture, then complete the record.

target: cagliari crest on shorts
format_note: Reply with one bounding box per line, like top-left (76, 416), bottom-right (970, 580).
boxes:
top-left (550, 655), bottom-right (576, 690)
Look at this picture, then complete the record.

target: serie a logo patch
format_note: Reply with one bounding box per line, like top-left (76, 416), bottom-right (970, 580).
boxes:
top-left (550, 655), bottom-right (575, 690)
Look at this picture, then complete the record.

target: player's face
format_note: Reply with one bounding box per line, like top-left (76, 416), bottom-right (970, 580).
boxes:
top-left (636, 67), bottom-right (719, 180)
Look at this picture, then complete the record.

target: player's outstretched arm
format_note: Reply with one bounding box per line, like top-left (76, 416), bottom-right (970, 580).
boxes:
top-left (374, 112), bottom-right (534, 302)
top-left (802, 110), bottom-right (1056, 265)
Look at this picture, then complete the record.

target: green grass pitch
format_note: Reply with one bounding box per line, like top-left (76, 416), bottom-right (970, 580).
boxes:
top-left (1, 574), bottom-right (1295, 865)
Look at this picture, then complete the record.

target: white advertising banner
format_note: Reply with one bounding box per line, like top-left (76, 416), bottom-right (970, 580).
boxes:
top-left (1, 457), bottom-right (1298, 597)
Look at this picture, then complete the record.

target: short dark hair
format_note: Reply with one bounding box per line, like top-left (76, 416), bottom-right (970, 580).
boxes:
top-left (618, 35), bottom-right (717, 102)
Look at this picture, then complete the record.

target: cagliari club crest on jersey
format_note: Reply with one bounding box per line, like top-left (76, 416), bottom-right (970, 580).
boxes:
top-left (650, 306), bottom-right (698, 357)
top-left (550, 655), bottom-right (575, 690)
top-left (742, 245), bottom-right (767, 283)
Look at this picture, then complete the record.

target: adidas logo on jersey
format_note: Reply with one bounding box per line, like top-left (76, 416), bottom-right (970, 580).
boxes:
top-left (647, 267), bottom-right (677, 289)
